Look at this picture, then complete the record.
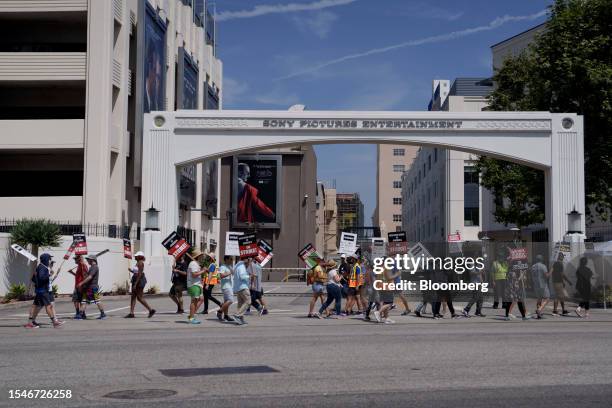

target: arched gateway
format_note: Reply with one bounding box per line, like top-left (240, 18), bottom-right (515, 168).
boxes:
top-left (142, 110), bottom-right (584, 244)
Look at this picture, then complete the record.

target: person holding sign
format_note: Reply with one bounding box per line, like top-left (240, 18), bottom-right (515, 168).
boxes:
top-left (232, 257), bottom-right (253, 325)
top-left (201, 252), bottom-right (223, 317)
top-left (124, 252), bottom-right (155, 319)
top-left (67, 254), bottom-right (88, 320)
top-left (24, 253), bottom-right (64, 329)
top-left (219, 255), bottom-right (235, 322)
top-left (307, 258), bottom-right (327, 318)
top-left (169, 254), bottom-right (188, 314)
top-left (186, 249), bottom-right (207, 324)
top-left (79, 255), bottom-right (107, 320)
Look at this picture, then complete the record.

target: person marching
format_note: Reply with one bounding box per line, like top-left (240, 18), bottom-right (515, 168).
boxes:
top-left (307, 257), bottom-right (327, 318)
top-left (124, 251), bottom-right (155, 319)
top-left (249, 260), bottom-right (268, 315)
top-left (232, 256), bottom-right (253, 325)
top-left (24, 253), bottom-right (64, 328)
top-left (343, 254), bottom-right (360, 315)
top-left (374, 264), bottom-right (395, 324)
top-left (186, 249), bottom-right (206, 324)
top-left (491, 248), bottom-right (509, 309)
top-left (531, 255), bottom-right (551, 319)
top-left (315, 260), bottom-right (343, 318)
top-left (67, 253), bottom-right (88, 319)
top-left (551, 260), bottom-right (571, 316)
top-left (79, 255), bottom-right (107, 320)
top-left (169, 254), bottom-right (188, 314)
top-left (575, 257), bottom-right (594, 318)
top-left (201, 252), bottom-right (223, 316)
top-left (219, 255), bottom-right (235, 322)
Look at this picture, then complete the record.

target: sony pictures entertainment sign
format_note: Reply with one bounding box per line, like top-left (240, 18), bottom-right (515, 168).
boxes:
top-left (262, 119), bottom-right (463, 130)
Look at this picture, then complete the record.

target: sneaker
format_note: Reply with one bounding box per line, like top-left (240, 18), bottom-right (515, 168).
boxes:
top-left (189, 318), bottom-right (202, 325)
top-left (97, 313), bottom-right (107, 320)
top-left (340, 312), bottom-right (348, 317)
top-left (217, 311), bottom-right (223, 321)
top-left (81, 313), bottom-right (87, 320)
top-left (504, 316), bottom-right (511, 321)
top-left (575, 307), bottom-right (583, 318)
top-left (384, 319), bottom-right (395, 324)
top-left (176, 309), bottom-right (184, 314)
top-left (434, 314), bottom-right (443, 320)
top-left (552, 311), bottom-right (560, 316)
top-left (307, 314), bottom-right (313, 318)
top-left (508, 314), bottom-right (516, 320)
top-left (224, 315), bottom-right (235, 322)
top-left (24, 321), bottom-right (40, 329)
top-left (314, 312), bottom-right (322, 319)
top-left (53, 319), bottom-right (65, 328)
top-left (202, 310), bottom-right (209, 315)
top-left (462, 310), bottom-right (470, 318)
top-left (535, 313), bottom-right (543, 320)
top-left (258, 307), bottom-right (264, 316)
top-left (451, 314), bottom-right (460, 319)
top-left (148, 309), bottom-right (156, 318)
top-left (124, 313), bottom-right (135, 318)
top-left (401, 311), bottom-right (411, 316)
top-left (373, 311), bottom-right (382, 323)
top-left (415, 310), bottom-right (422, 318)
top-left (262, 309), bottom-right (269, 315)
top-left (231, 315), bottom-right (244, 325)
top-left (74, 314), bottom-right (82, 320)
top-left (475, 312), bottom-right (487, 317)
top-left (522, 315), bottom-right (532, 321)
top-left (364, 316), bottom-right (371, 321)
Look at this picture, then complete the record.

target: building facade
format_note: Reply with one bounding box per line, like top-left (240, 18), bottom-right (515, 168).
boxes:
top-left (0, 0), bottom-right (222, 247)
top-left (337, 192), bottom-right (364, 237)
top-left (402, 78), bottom-right (492, 243)
top-left (373, 144), bottom-right (418, 236)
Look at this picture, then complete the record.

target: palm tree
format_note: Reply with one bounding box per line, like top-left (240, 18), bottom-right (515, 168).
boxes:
top-left (10, 219), bottom-right (61, 289)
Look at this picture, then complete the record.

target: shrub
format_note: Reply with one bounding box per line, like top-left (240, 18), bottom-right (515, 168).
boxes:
top-left (114, 281), bottom-right (129, 295)
top-left (5, 283), bottom-right (27, 302)
top-left (52, 284), bottom-right (59, 298)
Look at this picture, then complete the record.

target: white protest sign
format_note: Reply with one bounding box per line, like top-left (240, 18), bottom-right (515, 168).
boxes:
top-left (338, 232), bottom-right (358, 255)
top-left (10, 244), bottom-right (37, 262)
top-left (371, 238), bottom-right (386, 259)
top-left (225, 231), bottom-right (244, 256)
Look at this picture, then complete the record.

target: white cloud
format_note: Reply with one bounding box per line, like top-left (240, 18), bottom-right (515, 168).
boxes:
top-left (254, 88), bottom-right (301, 107)
top-left (216, 0), bottom-right (357, 21)
top-left (275, 9), bottom-right (548, 80)
top-left (292, 10), bottom-right (338, 39)
top-left (222, 77), bottom-right (249, 105)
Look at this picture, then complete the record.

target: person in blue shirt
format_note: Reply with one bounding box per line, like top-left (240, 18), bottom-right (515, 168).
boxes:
top-left (25, 253), bottom-right (64, 329)
top-left (232, 257), bottom-right (253, 325)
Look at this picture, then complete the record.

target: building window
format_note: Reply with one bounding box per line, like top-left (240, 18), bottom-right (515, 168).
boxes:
top-left (396, 226), bottom-right (402, 232)
top-left (393, 180), bottom-right (402, 188)
top-left (393, 197), bottom-right (402, 205)
top-left (423, 163), bottom-right (426, 177)
top-left (464, 166), bottom-right (480, 226)
top-left (434, 148), bottom-right (438, 162)
top-left (393, 148), bottom-right (405, 156)
top-left (393, 214), bottom-right (402, 222)
top-left (393, 164), bottom-right (405, 173)
top-left (428, 155), bottom-right (432, 170)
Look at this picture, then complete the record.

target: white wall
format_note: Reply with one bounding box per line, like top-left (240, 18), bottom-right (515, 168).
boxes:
top-left (0, 233), bottom-right (161, 296)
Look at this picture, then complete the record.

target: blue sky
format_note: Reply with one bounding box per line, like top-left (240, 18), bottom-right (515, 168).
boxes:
top-left (217, 0), bottom-right (552, 225)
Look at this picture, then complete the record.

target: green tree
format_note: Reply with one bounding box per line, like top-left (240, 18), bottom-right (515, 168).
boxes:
top-left (479, 0), bottom-right (612, 224)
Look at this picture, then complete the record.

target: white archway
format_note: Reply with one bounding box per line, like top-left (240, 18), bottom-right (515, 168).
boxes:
top-left (142, 110), bottom-right (584, 244)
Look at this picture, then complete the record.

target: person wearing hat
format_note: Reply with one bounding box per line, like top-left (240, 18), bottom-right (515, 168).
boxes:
top-left (307, 257), bottom-right (327, 318)
top-left (78, 254), bottom-right (107, 320)
top-left (25, 253), bottom-right (64, 328)
top-left (186, 249), bottom-right (207, 324)
top-left (315, 260), bottom-right (343, 318)
top-left (67, 253), bottom-right (88, 319)
top-left (201, 252), bottom-right (223, 317)
top-left (125, 251), bottom-right (155, 319)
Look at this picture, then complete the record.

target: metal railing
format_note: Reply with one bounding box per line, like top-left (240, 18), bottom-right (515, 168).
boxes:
top-left (0, 219), bottom-right (140, 240)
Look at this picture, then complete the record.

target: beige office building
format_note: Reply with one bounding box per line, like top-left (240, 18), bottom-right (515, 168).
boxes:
top-left (0, 0), bottom-right (222, 250)
top-left (373, 144), bottom-right (418, 235)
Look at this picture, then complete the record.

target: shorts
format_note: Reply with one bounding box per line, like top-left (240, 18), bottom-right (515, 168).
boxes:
top-left (380, 291), bottom-right (394, 304)
top-left (553, 282), bottom-right (568, 301)
top-left (222, 288), bottom-right (234, 303)
top-left (312, 282), bottom-right (326, 294)
top-left (250, 289), bottom-right (263, 303)
top-left (34, 291), bottom-right (54, 307)
top-left (84, 286), bottom-right (101, 304)
top-left (347, 287), bottom-right (358, 296)
top-left (536, 285), bottom-right (551, 299)
top-left (169, 282), bottom-right (186, 297)
top-left (72, 288), bottom-right (83, 303)
top-left (188, 285), bottom-right (203, 299)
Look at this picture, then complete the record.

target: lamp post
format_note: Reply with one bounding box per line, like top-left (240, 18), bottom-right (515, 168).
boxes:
top-left (144, 205), bottom-right (160, 231)
top-left (567, 208), bottom-right (583, 234)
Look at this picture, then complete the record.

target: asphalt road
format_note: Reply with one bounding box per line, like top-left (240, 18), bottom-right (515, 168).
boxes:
top-left (1, 287), bottom-right (611, 407)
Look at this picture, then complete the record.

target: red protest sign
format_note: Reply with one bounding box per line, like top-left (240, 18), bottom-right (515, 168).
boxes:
top-left (63, 241), bottom-right (76, 260)
top-left (162, 231), bottom-right (191, 259)
top-left (508, 247), bottom-right (528, 261)
top-left (447, 233), bottom-right (462, 242)
top-left (73, 233), bottom-right (87, 255)
top-left (256, 239), bottom-right (273, 267)
top-left (238, 234), bottom-right (258, 259)
top-left (123, 239), bottom-right (133, 259)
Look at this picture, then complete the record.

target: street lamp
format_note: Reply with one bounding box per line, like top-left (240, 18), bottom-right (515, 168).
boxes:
top-left (567, 208), bottom-right (583, 234)
top-left (144, 205), bottom-right (160, 231)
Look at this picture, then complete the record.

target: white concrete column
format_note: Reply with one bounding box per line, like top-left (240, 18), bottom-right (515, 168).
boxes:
top-left (545, 113), bottom-right (585, 243)
top-left (83, 0), bottom-right (114, 224)
top-left (141, 115), bottom-right (179, 241)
